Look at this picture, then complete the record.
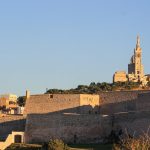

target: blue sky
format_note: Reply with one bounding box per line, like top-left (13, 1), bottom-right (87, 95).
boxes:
top-left (0, 0), bottom-right (150, 96)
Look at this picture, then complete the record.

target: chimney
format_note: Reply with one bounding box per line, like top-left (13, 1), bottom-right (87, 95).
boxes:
top-left (26, 90), bottom-right (30, 99)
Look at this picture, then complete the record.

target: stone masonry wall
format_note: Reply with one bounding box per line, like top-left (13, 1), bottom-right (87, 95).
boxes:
top-left (25, 111), bottom-right (150, 144)
top-left (24, 94), bottom-right (80, 115)
top-left (24, 94), bottom-right (100, 116)
top-left (23, 91), bottom-right (150, 144)
top-left (25, 113), bottom-right (111, 144)
top-left (99, 90), bottom-right (150, 114)
top-left (99, 90), bottom-right (150, 104)
top-left (24, 91), bottom-right (150, 116)
top-left (136, 92), bottom-right (150, 111)
top-left (79, 94), bottom-right (100, 114)
top-left (113, 111), bottom-right (150, 136)
top-left (0, 115), bottom-right (26, 141)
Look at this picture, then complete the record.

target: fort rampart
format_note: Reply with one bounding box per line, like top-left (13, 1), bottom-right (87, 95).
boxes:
top-left (24, 94), bottom-right (99, 115)
top-left (25, 113), bottom-right (111, 144)
top-left (99, 90), bottom-right (150, 114)
top-left (25, 111), bottom-right (150, 144)
top-left (0, 115), bottom-right (26, 141)
top-left (1, 90), bottom-right (150, 144)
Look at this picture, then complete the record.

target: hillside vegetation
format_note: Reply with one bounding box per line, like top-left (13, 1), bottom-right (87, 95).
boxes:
top-left (17, 81), bottom-right (150, 107)
top-left (45, 81), bottom-right (150, 94)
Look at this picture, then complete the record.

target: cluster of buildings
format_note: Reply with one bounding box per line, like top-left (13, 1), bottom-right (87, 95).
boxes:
top-left (0, 94), bottom-right (24, 115)
top-left (113, 36), bottom-right (150, 85)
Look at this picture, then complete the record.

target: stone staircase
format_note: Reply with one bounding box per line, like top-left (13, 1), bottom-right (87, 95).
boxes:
top-left (0, 131), bottom-right (24, 150)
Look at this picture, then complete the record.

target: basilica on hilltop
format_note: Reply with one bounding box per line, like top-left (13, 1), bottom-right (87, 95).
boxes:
top-left (113, 36), bottom-right (149, 85)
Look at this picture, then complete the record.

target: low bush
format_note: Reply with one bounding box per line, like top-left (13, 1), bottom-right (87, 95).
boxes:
top-left (43, 139), bottom-right (70, 150)
top-left (113, 133), bottom-right (150, 150)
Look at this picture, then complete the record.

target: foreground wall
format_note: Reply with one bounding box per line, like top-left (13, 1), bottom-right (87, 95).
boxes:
top-left (113, 111), bottom-right (150, 136)
top-left (0, 131), bottom-right (24, 150)
top-left (24, 91), bottom-right (150, 144)
top-left (0, 115), bottom-right (26, 141)
top-left (25, 113), bottom-right (111, 144)
top-left (25, 111), bottom-right (150, 144)
top-left (1, 91), bottom-right (150, 145)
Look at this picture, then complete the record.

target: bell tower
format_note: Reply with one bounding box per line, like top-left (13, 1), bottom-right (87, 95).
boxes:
top-left (128, 35), bottom-right (144, 81)
top-left (114, 35), bottom-right (147, 85)
top-left (134, 35), bottom-right (144, 78)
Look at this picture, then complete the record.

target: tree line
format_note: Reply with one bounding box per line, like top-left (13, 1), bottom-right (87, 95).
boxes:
top-left (45, 81), bottom-right (144, 94)
top-left (17, 81), bottom-right (150, 106)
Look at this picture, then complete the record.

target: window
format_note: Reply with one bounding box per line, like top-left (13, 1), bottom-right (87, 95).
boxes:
top-left (50, 95), bottom-right (53, 98)
top-left (9, 101), bottom-right (16, 105)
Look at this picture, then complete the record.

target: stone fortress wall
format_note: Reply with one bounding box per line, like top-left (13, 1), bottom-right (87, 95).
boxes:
top-left (24, 94), bottom-right (99, 115)
top-left (0, 115), bottom-right (26, 141)
top-left (136, 92), bottom-right (150, 111)
top-left (25, 111), bottom-right (150, 144)
top-left (113, 111), bottom-right (150, 136)
top-left (25, 113), bottom-right (111, 144)
top-left (1, 90), bottom-right (150, 144)
top-left (99, 90), bottom-right (150, 114)
top-left (24, 93), bottom-right (104, 144)
top-left (24, 90), bottom-right (150, 144)
top-left (24, 91), bottom-right (150, 116)
top-left (24, 94), bottom-right (80, 115)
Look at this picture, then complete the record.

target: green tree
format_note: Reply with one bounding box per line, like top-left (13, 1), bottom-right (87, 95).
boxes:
top-left (17, 96), bottom-right (26, 107)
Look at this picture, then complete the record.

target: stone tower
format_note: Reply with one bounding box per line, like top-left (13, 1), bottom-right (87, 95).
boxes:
top-left (128, 35), bottom-right (144, 81)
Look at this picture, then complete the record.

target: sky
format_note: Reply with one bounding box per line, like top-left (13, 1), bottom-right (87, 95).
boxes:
top-left (0, 0), bottom-right (150, 96)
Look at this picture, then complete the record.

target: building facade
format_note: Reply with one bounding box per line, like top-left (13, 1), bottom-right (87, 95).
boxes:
top-left (113, 71), bottom-right (128, 82)
top-left (0, 94), bottom-right (18, 114)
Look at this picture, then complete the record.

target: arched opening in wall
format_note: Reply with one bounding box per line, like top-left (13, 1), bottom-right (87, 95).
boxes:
top-left (14, 135), bottom-right (22, 143)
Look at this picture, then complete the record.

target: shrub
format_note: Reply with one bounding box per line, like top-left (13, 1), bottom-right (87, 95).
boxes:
top-left (46, 139), bottom-right (69, 150)
top-left (113, 133), bottom-right (150, 150)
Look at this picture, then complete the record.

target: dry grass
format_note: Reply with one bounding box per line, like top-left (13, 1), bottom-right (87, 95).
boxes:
top-left (113, 129), bottom-right (150, 150)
